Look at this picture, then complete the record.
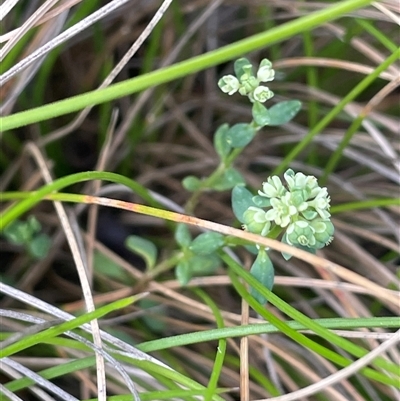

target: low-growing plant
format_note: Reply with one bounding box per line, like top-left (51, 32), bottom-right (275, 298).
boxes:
top-left (1, 2), bottom-right (399, 399)
top-left (3, 215), bottom-right (51, 259)
top-left (176, 58), bottom-right (333, 303)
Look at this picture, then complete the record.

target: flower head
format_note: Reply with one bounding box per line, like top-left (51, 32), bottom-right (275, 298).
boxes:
top-left (259, 176), bottom-right (286, 198)
top-left (218, 75), bottom-right (240, 95)
top-left (243, 207), bottom-right (271, 236)
top-left (265, 192), bottom-right (297, 227)
top-left (309, 218), bottom-right (334, 248)
top-left (307, 187), bottom-right (331, 219)
top-left (241, 169), bottom-right (334, 250)
top-left (284, 169), bottom-right (320, 198)
top-left (286, 220), bottom-right (316, 248)
top-left (250, 86), bottom-right (274, 103)
top-left (257, 59), bottom-right (275, 82)
top-left (238, 73), bottom-right (259, 95)
top-left (219, 58), bottom-right (275, 104)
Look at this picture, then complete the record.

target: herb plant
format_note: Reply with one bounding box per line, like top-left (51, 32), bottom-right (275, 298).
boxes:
top-left (0, 2), bottom-right (398, 400)
top-left (178, 58), bottom-right (334, 304)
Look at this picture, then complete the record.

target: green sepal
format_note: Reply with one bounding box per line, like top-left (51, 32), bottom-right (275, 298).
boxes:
top-left (189, 232), bottom-right (225, 255)
top-left (125, 235), bottom-right (157, 269)
top-left (267, 100), bottom-right (301, 126)
top-left (249, 248), bottom-right (275, 305)
top-left (226, 123), bottom-right (255, 148)
top-left (281, 233), bottom-right (316, 261)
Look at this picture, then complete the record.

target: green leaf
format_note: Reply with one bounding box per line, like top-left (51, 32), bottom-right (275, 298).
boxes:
top-left (252, 101), bottom-right (270, 126)
top-left (176, 259), bottom-right (191, 285)
top-left (231, 185), bottom-right (255, 223)
top-left (182, 175), bottom-right (201, 192)
top-left (106, 328), bottom-right (137, 345)
top-left (252, 195), bottom-right (271, 208)
top-left (27, 216), bottom-right (41, 233)
top-left (139, 299), bottom-right (166, 333)
top-left (267, 100), bottom-right (301, 126)
top-left (245, 244), bottom-right (259, 255)
top-left (213, 124), bottom-right (231, 160)
top-left (4, 220), bottom-right (32, 245)
top-left (175, 223), bottom-right (192, 248)
top-left (94, 250), bottom-right (129, 281)
top-left (212, 167), bottom-right (245, 191)
top-left (28, 233), bottom-right (51, 259)
top-left (226, 123), bottom-right (255, 148)
top-left (189, 232), bottom-right (225, 255)
top-left (234, 57), bottom-right (253, 78)
top-left (249, 249), bottom-right (275, 305)
top-left (1, 296), bottom-right (136, 358)
top-left (176, 254), bottom-right (220, 286)
top-left (125, 235), bottom-right (157, 270)
top-left (190, 254), bottom-right (220, 274)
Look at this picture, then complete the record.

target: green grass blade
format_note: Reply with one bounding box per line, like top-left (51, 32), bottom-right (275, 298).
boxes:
top-left (0, 0), bottom-right (373, 131)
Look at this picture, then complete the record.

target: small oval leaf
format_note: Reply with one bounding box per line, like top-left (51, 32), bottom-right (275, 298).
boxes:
top-left (182, 176), bottom-right (201, 192)
top-left (94, 251), bottom-right (128, 281)
top-left (189, 232), bottom-right (225, 255)
top-left (252, 101), bottom-right (270, 127)
top-left (29, 233), bottom-right (51, 260)
top-left (212, 168), bottom-right (245, 191)
top-left (175, 223), bottom-right (192, 248)
top-left (190, 254), bottom-right (220, 274)
top-left (268, 100), bottom-right (301, 126)
top-left (176, 260), bottom-right (191, 285)
top-left (125, 235), bottom-right (157, 270)
top-left (231, 185), bottom-right (256, 223)
top-left (176, 254), bottom-right (220, 285)
top-left (213, 124), bottom-right (231, 160)
top-left (250, 249), bottom-right (275, 305)
top-left (226, 123), bottom-right (255, 148)
top-left (252, 195), bottom-right (271, 208)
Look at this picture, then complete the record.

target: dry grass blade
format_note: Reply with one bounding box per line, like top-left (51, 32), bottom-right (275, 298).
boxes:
top-left (22, 143), bottom-right (109, 401)
top-left (263, 330), bottom-right (400, 401)
top-left (38, 0), bottom-right (175, 146)
top-left (0, 308), bottom-right (142, 398)
top-left (2, 358), bottom-right (79, 401)
top-left (0, 0), bottom-right (134, 85)
top-left (0, 11), bottom-right (69, 115)
top-left (0, 0), bottom-right (59, 62)
top-left (0, 0), bottom-right (21, 21)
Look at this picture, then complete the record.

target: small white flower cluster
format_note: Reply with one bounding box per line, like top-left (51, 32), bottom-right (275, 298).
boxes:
top-left (243, 169), bottom-right (334, 250)
top-left (218, 59), bottom-right (275, 103)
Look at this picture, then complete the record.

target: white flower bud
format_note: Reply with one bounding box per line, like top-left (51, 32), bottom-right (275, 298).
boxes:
top-left (257, 59), bottom-right (275, 82)
top-left (218, 75), bottom-right (240, 95)
top-left (252, 86), bottom-right (274, 103)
